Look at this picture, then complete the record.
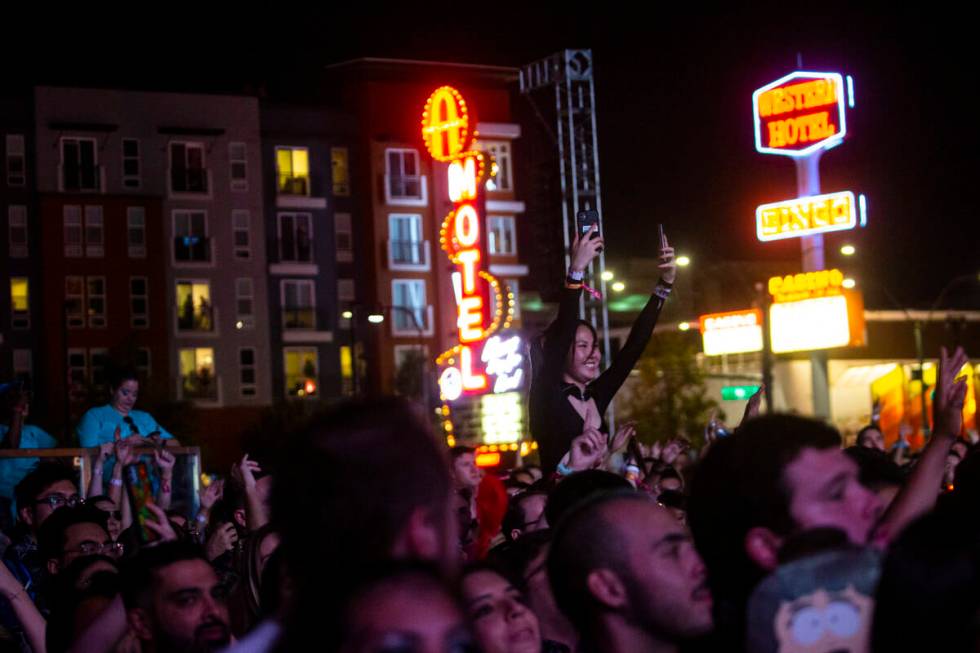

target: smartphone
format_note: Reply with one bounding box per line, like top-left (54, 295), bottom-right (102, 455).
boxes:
top-left (658, 223), bottom-right (666, 249)
top-left (124, 462), bottom-right (157, 543)
top-left (576, 210), bottom-right (602, 251)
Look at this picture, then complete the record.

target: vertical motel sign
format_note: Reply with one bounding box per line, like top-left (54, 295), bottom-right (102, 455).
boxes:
top-left (422, 86), bottom-right (518, 402)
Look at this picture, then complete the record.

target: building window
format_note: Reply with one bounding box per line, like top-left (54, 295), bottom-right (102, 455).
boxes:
top-left (282, 279), bottom-right (315, 330)
top-left (284, 348), bottom-right (318, 398)
top-left (179, 347), bottom-right (217, 401)
top-left (331, 147), bottom-right (350, 196)
top-left (488, 215), bottom-right (517, 256)
top-left (90, 348), bottom-right (109, 388)
top-left (481, 140), bottom-right (513, 192)
top-left (12, 349), bottom-right (32, 381)
top-left (337, 279), bottom-right (355, 303)
top-left (84, 206), bottom-right (104, 257)
top-left (334, 212), bottom-right (353, 263)
top-left (127, 207), bottom-right (146, 258)
top-left (135, 348), bottom-right (151, 379)
top-left (391, 279), bottom-right (428, 334)
top-left (385, 148), bottom-right (422, 200)
top-left (169, 142), bottom-right (209, 194)
top-left (278, 213), bottom-right (313, 263)
top-left (122, 139), bottom-right (141, 189)
top-left (235, 278), bottom-right (254, 329)
top-left (173, 210), bottom-right (210, 263)
top-left (64, 206), bottom-right (83, 257)
top-left (67, 349), bottom-right (88, 387)
top-left (6, 134), bottom-right (25, 187)
top-left (232, 210), bottom-right (251, 260)
top-left (394, 344), bottom-right (428, 376)
top-left (276, 147), bottom-right (309, 196)
top-left (65, 277), bottom-right (85, 328)
top-left (389, 214), bottom-right (425, 266)
top-left (239, 348), bottom-right (257, 397)
top-left (87, 277), bottom-right (106, 328)
top-left (10, 277), bottom-right (29, 329)
top-left (130, 277), bottom-right (149, 328)
top-left (229, 142), bottom-right (248, 191)
top-left (339, 345), bottom-right (354, 396)
top-left (60, 137), bottom-right (100, 192)
top-left (8, 205), bottom-right (27, 258)
top-left (176, 280), bottom-right (214, 332)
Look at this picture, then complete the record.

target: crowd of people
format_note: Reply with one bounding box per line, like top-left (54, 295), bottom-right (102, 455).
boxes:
top-left (0, 227), bottom-right (976, 652)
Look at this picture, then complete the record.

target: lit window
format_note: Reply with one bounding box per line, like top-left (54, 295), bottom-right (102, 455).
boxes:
top-left (284, 348), bottom-right (318, 398)
top-left (331, 147), bottom-right (350, 196)
top-left (10, 278), bottom-right (29, 329)
top-left (176, 280), bottom-right (213, 332)
top-left (391, 279), bottom-right (428, 334)
top-left (276, 147), bottom-right (310, 196)
top-left (488, 215), bottom-right (516, 255)
top-left (179, 347), bottom-right (217, 401)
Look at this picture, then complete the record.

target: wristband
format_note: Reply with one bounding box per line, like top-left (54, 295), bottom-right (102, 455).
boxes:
top-left (568, 269), bottom-right (584, 281)
top-left (557, 462), bottom-right (574, 476)
top-left (653, 281), bottom-right (673, 301)
top-left (110, 478), bottom-right (123, 487)
top-left (196, 512), bottom-right (209, 523)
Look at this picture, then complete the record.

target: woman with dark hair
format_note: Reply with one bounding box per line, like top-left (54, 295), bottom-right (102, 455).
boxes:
top-left (461, 563), bottom-right (567, 653)
top-left (529, 225), bottom-right (675, 473)
top-left (76, 366), bottom-right (174, 449)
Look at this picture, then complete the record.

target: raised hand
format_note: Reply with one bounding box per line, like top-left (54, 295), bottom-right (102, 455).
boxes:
top-left (568, 428), bottom-right (608, 472)
top-left (570, 224), bottom-right (604, 273)
top-left (232, 454), bottom-right (262, 491)
top-left (933, 346), bottom-right (969, 438)
top-left (205, 522), bottom-right (238, 561)
top-left (658, 234), bottom-right (676, 284)
top-left (143, 503), bottom-right (178, 543)
top-left (200, 478), bottom-right (224, 511)
top-left (609, 422), bottom-right (636, 454)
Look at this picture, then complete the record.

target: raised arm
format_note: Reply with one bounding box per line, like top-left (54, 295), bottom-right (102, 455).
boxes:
top-left (590, 236), bottom-right (675, 402)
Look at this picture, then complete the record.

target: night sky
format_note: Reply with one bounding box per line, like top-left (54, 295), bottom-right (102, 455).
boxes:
top-left (18, 9), bottom-right (979, 309)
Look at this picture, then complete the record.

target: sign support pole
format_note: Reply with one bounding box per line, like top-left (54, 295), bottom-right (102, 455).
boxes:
top-left (795, 151), bottom-right (831, 419)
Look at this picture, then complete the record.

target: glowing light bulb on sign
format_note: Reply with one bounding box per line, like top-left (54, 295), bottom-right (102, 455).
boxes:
top-left (420, 85), bottom-right (521, 404)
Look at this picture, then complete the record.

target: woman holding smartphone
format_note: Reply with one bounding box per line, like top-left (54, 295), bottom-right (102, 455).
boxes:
top-left (529, 224), bottom-right (676, 474)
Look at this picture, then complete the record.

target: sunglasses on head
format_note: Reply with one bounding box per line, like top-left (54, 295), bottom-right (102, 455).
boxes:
top-left (123, 416), bottom-right (139, 435)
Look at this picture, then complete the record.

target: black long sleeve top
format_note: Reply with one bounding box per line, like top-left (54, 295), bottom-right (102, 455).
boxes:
top-left (529, 282), bottom-right (669, 473)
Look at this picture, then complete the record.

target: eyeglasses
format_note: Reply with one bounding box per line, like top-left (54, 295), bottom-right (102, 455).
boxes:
top-left (101, 510), bottom-right (122, 521)
top-left (66, 541), bottom-right (124, 559)
top-left (35, 494), bottom-right (81, 510)
top-left (123, 416), bottom-right (140, 435)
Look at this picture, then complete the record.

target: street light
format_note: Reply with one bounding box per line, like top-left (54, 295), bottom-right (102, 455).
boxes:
top-left (341, 310), bottom-right (353, 319)
top-left (678, 321), bottom-right (691, 331)
top-left (611, 281), bottom-right (625, 292)
top-left (840, 244), bottom-right (856, 256)
top-left (601, 270), bottom-right (615, 281)
top-left (367, 313), bottom-right (384, 324)
top-left (842, 278), bottom-right (857, 289)
top-left (676, 255), bottom-right (691, 267)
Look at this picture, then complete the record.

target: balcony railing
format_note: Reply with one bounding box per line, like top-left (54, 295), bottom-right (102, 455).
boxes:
top-left (283, 307), bottom-right (315, 330)
top-left (59, 164), bottom-right (104, 193)
top-left (170, 167), bottom-right (211, 194)
top-left (278, 176), bottom-right (309, 196)
top-left (177, 303), bottom-right (215, 332)
top-left (181, 373), bottom-right (218, 401)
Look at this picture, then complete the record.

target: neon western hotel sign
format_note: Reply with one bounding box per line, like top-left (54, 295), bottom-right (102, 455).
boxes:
top-left (420, 86), bottom-right (520, 402)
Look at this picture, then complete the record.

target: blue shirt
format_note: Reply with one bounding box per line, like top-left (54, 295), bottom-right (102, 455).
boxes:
top-left (76, 404), bottom-right (173, 446)
top-left (0, 424), bottom-right (57, 499)
top-left (76, 405), bottom-right (173, 485)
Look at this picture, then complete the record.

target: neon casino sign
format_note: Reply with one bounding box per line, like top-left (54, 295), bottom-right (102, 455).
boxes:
top-left (421, 86), bottom-right (520, 403)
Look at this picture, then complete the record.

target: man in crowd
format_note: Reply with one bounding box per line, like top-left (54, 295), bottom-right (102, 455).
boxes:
top-left (502, 489), bottom-right (549, 542)
top-left (450, 446), bottom-right (484, 492)
top-left (271, 398), bottom-right (458, 651)
top-left (688, 346), bottom-right (969, 648)
top-left (122, 540), bottom-right (232, 653)
top-left (38, 504), bottom-right (119, 577)
top-left (549, 491), bottom-right (713, 653)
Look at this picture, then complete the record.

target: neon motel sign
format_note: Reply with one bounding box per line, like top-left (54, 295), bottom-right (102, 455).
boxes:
top-left (756, 191), bottom-right (857, 242)
top-left (753, 71), bottom-right (847, 157)
top-left (421, 86), bottom-right (521, 402)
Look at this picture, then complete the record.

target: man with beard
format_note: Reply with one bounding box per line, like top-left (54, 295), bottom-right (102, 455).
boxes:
top-left (122, 541), bottom-right (232, 652)
top-left (548, 491), bottom-right (713, 653)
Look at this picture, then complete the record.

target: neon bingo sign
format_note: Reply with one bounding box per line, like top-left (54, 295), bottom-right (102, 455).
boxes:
top-left (421, 86), bottom-right (519, 402)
